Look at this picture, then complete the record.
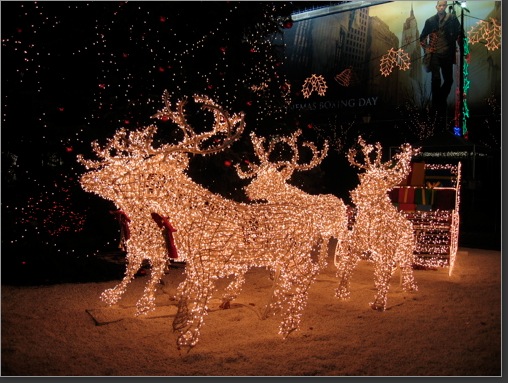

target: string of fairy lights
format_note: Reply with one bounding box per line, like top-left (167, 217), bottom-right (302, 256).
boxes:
top-left (3, 2), bottom-right (500, 145)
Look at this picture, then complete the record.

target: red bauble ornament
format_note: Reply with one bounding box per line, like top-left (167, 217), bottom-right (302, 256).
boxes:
top-left (224, 160), bottom-right (232, 167)
top-left (283, 20), bottom-right (293, 29)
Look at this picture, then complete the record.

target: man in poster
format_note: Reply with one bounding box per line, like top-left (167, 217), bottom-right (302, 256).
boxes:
top-left (420, 1), bottom-right (461, 119)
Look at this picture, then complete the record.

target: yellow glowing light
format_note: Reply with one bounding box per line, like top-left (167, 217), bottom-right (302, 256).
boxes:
top-left (78, 91), bottom-right (327, 349)
top-left (335, 137), bottom-right (419, 310)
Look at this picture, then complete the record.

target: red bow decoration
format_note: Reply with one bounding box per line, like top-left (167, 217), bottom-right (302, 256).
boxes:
top-left (151, 212), bottom-right (178, 259)
top-left (110, 210), bottom-right (131, 240)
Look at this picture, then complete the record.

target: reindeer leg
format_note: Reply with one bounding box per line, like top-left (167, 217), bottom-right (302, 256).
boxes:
top-left (279, 260), bottom-right (318, 338)
top-left (399, 249), bottom-right (418, 293)
top-left (100, 250), bottom-right (143, 306)
top-left (173, 270), bottom-right (215, 350)
top-left (370, 257), bottom-right (396, 311)
top-left (135, 253), bottom-right (168, 316)
top-left (261, 267), bottom-right (282, 320)
top-left (335, 243), bottom-right (360, 300)
top-left (220, 272), bottom-right (246, 309)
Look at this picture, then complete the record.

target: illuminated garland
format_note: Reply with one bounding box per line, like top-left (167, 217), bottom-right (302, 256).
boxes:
top-left (462, 38), bottom-right (471, 138)
top-left (379, 48), bottom-right (411, 77)
top-left (334, 68), bottom-right (354, 87)
top-left (78, 91), bottom-right (327, 349)
top-left (467, 17), bottom-right (501, 51)
top-left (301, 74), bottom-right (328, 98)
top-left (336, 137), bottom-right (418, 310)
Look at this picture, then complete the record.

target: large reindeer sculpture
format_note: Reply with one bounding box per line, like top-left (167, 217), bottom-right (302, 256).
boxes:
top-left (78, 92), bottom-right (328, 349)
top-left (335, 136), bottom-right (418, 311)
top-left (235, 129), bottom-right (349, 269)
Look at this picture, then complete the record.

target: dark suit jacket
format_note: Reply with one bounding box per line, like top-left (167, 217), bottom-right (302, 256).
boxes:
top-left (420, 12), bottom-right (461, 63)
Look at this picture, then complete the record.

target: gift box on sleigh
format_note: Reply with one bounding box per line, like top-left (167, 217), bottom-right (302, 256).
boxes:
top-left (424, 167), bottom-right (456, 188)
top-left (415, 187), bottom-right (434, 211)
top-left (399, 162), bottom-right (425, 187)
top-left (393, 186), bottom-right (416, 211)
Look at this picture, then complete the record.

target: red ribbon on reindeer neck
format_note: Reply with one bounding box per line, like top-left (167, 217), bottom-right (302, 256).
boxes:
top-left (151, 212), bottom-right (179, 259)
top-left (110, 209), bottom-right (131, 240)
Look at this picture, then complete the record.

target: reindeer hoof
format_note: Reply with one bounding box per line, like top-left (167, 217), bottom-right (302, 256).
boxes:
top-left (335, 287), bottom-right (351, 300)
top-left (370, 302), bottom-right (385, 311)
top-left (219, 300), bottom-right (231, 310)
top-left (100, 288), bottom-right (120, 305)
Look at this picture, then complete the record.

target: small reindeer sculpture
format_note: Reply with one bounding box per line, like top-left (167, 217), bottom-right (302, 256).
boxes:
top-left (235, 129), bottom-right (349, 269)
top-left (335, 136), bottom-right (418, 311)
top-left (78, 92), bottom-right (328, 349)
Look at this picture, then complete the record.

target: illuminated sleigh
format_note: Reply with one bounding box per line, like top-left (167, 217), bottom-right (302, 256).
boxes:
top-left (389, 162), bottom-right (462, 275)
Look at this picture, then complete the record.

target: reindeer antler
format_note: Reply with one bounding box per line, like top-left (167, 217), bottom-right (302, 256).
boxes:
top-left (388, 142), bottom-right (420, 183)
top-left (347, 136), bottom-right (379, 170)
top-left (236, 129), bottom-right (328, 179)
top-left (78, 92), bottom-right (245, 169)
top-left (280, 130), bottom-right (329, 172)
top-left (152, 92), bottom-right (245, 156)
top-left (77, 125), bottom-right (159, 170)
top-left (348, 136), bottom-right (420, 186)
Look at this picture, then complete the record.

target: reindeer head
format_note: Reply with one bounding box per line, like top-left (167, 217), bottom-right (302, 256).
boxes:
top-left (78, 91), bottom-right (245, 203)
top-left (235, 129), bottom-right (328, 202)
top-left (348, 136), bottom-right (418, 204)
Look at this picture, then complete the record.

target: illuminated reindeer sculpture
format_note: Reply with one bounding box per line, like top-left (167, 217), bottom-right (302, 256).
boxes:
top-left (78, 92), bottom-right (328, 349)
top-left (235, 129), bottom-right (349, 269)
top-left (335, 136), bottom-right (418, 311)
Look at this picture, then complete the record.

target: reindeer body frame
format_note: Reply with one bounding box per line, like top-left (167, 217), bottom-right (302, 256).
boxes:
top-left (79, 94), bottom-right (327, 349)
top-left (335, 137), bottom-right (418, 310)
top-left (236, 130), bottom-right (350, 269)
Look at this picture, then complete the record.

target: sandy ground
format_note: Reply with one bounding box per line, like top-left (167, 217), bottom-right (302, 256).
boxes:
top-left (1, 246), bottom-right (501, 377)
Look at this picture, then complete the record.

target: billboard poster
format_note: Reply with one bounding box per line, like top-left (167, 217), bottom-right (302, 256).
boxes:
top-left (282, 1), bottom-right (501, 135)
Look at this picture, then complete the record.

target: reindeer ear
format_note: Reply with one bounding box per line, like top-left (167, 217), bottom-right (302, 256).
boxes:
top-left (279, 165), bottom-right (293, 179)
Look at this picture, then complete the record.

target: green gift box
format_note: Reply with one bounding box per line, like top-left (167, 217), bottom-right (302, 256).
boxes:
top-left (415, 187), bottom-right (434, 206)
